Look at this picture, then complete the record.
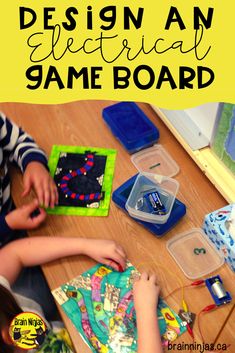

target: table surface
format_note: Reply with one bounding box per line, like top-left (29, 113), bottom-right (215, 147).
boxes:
top-left (1, 101), bottom-right (234, 352)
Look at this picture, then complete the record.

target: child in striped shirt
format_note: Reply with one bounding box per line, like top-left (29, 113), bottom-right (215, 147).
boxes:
top-left (0, 111), bottom-right (58, 244)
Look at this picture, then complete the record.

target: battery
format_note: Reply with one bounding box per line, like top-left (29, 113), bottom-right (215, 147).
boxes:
top-left (211, 280), bottom-right (227, 299)
top-left (144, 191), bottom-right (166, 215)
top-left (205, 275), bottom-right (232, 306)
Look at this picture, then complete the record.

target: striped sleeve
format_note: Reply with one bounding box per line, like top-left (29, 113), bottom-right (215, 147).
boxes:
top-left (0, 112), bottom-right (48, 171)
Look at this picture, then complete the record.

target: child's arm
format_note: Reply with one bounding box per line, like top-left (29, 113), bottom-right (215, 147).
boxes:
top-left (0, 112), bottom-right (58, 208)
top-left (5, 199), bottom-right (46, 232)
top-left (133, 272), bottom-right (163, 353)
top-left (22, 162), bottom-right (58, 208)
top-left (0, 236), bottom-right (126, 285)
top-left (0, 200), bottom-right (46, 238)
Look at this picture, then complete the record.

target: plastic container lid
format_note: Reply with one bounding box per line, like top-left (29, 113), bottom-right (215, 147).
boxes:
top-left (167, 228), bottom-right (224, 279)
top-left (125, 172), bottom-right (179, 224)
top-left (131, 144), bottom-right (179, 177)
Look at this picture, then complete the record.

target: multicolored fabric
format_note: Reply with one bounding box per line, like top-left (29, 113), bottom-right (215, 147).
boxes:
top-left (36, 327), bottom-right (74, 353)
top-left (48, 146), bottom-right (116, 216)
top-left (52, 263), bottom-right (186, 353)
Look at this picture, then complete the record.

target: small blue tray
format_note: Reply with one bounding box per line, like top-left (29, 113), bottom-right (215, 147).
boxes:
top-left (103, 102), bottom-right (159, 153)
top-left (112, 174), bottom-right (186, 237)
top-left (205, 275), bottom-right (232, 306)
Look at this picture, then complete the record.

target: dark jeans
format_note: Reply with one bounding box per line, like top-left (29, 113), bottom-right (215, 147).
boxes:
top-left (12, 266), bottom-right (58, 322)
top-left (3, 229), bottom-right (58, 322)
top-left (0, 228), bottom-right (26, 247)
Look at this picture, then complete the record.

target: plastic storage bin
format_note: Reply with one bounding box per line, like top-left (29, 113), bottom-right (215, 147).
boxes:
top-left (112, 174), bottom-right (186, 237)
top-left (125, 172), bottom-right (179, 224)
top-left (102, 102), bottom-right (159, 153)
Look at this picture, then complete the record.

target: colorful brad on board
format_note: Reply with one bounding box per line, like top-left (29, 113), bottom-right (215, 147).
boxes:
top-left (52, 262), bottom-right (186, 353)
top-left (48, 145), bottom-right (116, 216)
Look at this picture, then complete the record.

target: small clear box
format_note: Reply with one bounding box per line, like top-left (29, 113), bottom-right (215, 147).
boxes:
top-left (125, 172), bottom-right (179, 224)
top-left (131, 144), bottom-right (179, 177)
top-left (167, 228), bottom-right (224, 279)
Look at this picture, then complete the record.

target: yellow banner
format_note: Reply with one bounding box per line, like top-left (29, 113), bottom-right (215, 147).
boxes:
top-left (0, 1), bottom-right (234, 108)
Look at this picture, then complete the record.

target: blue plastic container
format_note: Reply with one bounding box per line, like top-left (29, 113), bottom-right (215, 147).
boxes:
top-left (112, 174), bottom-right (186, 237)
top-left (102, 102), bottom-right (159, 153)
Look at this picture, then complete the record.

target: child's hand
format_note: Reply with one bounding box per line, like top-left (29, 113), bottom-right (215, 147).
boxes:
top-left (5, 199), bottom-right (46, 230)
top-left (22, 161), bottom-right (58, 208)
top-left (83, 239), bottom-right (127, 272)
top-left (133, 272), bottom-right (160, 313)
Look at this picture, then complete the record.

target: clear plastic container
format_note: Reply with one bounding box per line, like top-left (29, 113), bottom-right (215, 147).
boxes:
top-left (167, 228), bottom-right (224, 279)
top-left (131, 144), bottom-right (179, 177)
top-left (125, 172), bottom-right (179, 224)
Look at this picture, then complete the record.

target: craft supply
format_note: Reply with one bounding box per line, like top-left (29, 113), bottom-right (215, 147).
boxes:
top-left (182, 299), bottom-right (188, 313)
top-left (193, 247), bottom-right (206, 255)
top-left (30, 208), bottom-right (41, 219)
top-left (117, 264), bottom-right (124, 272)
top-left (107, 258), bottom-right (124, 272)
top-left (135, 260), bottom-right (233, 350)
top-left (205, 275), bottom-right (232, 306)
top-left (48, 145), bottom-right (116, 216)
top-left (135, 197), bottom-right (144, 210)
top-left (186, 323), bottom-right (194, 340)
top-left (178, 310), bottom-right (196, 329)
top-left (144, 191), bottom-right (167, 215)
top-left (149, 162), bottom-right (161, 170)
top-left (52, 262), bottom-right (186, 352)
top-left (211, 280), bottom-right (227, 299)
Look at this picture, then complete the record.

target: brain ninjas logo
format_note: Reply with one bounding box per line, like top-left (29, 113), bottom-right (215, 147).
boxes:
top-left (9, 312), bottom-right (47, 350)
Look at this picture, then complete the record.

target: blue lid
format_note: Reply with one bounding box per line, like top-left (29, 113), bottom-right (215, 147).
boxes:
top-left (103, 102), bottom-right (159, 153)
